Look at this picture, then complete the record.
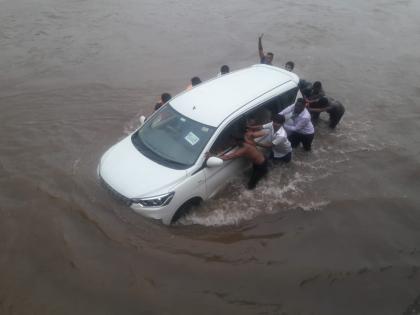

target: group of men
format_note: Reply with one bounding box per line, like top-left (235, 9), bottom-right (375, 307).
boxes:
top-left (150, 34), bottom-right (346, 190)
top-left (219, 34), bottom-right (346, 189)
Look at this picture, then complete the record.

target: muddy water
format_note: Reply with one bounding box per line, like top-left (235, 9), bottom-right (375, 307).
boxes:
top-left (1, 0), bottom-right (420, 314)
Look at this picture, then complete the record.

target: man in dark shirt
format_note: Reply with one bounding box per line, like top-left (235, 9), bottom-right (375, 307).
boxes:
top-left (304, 81), bottom-right (325, 121)
top-left (154, 93), bottom-right (172, 111)
top-left (307, 96), bottom-right (345, 129)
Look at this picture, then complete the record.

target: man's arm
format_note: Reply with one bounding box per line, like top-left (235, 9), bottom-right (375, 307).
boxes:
top-left (255, 141), bottom-right (272, 149)
top-left (248, 129), bottom-right (268, 139)
top-left (220, 146), bottom-right (247, 161)
top-left (307, 107), bottom-right (327, 113)
top-left (287, 116), bottom-right (310, 132)
top-left (258, 34), bottom-right (265, 60)
top-left (279, 104), bottom-right (294, 116)
top-left (307, 104), bottom-right (333, 113)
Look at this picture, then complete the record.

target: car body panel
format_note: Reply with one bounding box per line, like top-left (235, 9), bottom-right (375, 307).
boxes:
top-left (171, 65), bottom-right (299, 127)
top-left (99, 136), bottom-right (187, 198)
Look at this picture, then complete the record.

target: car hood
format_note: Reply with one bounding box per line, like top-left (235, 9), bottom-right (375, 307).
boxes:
top-left (99, 135), bottom-right (188, 198)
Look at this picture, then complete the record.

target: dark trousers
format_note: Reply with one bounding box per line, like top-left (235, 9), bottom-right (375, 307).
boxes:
top-left (328, 105), bottom-right (345, 129)
top-left (288, 132), bottom-right (314, 151)
top-left (271, 151), bottom-right (292, 163)
top-left (247, 159), bottom-right (268, 189)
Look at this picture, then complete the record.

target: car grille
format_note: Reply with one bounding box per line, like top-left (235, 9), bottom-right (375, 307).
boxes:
top-left (99, 176), bottom-right (132, 206)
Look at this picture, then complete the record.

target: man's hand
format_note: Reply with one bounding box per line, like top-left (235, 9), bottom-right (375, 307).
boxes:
top-left (259, 33), bottom-right (264, 40)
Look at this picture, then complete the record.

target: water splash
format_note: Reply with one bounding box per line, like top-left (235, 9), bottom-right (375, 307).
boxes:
top-left (181, 118), bottom-right (384, 226)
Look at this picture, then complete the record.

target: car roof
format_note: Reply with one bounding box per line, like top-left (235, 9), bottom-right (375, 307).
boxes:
top-left (170, 64), bottom-right (299, 127)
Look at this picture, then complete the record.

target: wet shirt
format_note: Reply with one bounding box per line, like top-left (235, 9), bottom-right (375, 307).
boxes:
top-left (280, 104), bottom-right (315, 135)
top-left (309, 97), bottom-right (344, 115)
top-left (306, 88), bottom-right (325, 103)
top-left (326, 99), bottom-right (345, 115)
top-left (260, 57), bottom-right (271, 65)
top-left (262, 122), bottom-right (292, 158)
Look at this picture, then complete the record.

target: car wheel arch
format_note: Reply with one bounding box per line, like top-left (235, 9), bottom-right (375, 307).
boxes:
top-left (170, 197), bottom-right (203, 224)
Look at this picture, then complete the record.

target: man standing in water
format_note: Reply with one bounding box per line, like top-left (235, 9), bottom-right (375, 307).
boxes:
top-left (307, 96), bottom-right (345, 129)
top-left (258, 34), bottom-right (295, 72)
top-left (258, 34), bottom-right (274, 65)
top-left (280, 98), bottom-right (315, 151)
top-left (219, 131), bottom-right (268, 190)
top-left (247, 114), bottom-right (292, 163)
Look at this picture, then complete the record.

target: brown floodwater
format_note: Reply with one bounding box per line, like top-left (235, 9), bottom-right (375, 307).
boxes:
top-left (1, 0), bottom-right (420, 314)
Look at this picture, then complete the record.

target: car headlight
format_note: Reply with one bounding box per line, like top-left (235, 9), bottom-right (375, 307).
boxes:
top-left (131, 192), bottom-right (175, 208)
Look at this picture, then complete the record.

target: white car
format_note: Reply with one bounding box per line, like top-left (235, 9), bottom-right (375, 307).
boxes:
top-left (98, 64), bottom-right (300, 224)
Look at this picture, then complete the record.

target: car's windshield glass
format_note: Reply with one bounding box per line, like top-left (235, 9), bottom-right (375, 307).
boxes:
top-left (133, 105), bottom-right (216, 168)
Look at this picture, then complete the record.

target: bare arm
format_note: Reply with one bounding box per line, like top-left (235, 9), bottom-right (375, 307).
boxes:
top-left (220, 146), bottom-right (247, 161)
top-left (248, 129), bottom-right (267, 138)
top-left (258, 34), bottom-right (265, 60)
top-left (256, 141), bottom-right (272, 149)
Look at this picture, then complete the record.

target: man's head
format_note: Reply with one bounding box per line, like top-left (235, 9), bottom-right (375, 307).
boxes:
top-left (285, 61), bottom-right (294, 72)
top-left (220, 65), bottom-right (230, 75)
top-left (161, 93), bottom-right (172, 103)
top-left (265, 52), bottom-right (274, 64)
top-left (312, 81), bottom-right (322, 94)
top-left (293, 98), bottom-right (306, 115)
top-left (272, 114), bottom-right (285, 130)
top-left (191, 77), bottom-right (202, 86)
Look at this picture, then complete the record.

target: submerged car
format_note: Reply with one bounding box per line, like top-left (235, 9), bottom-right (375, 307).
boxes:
top-left (98, 64), bottom-right (300, 224)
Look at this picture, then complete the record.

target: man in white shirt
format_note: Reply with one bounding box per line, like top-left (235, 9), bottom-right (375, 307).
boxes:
top-left (280, 98), bottom-right (315, 151)
top-left (247, 114), bottom-right (292, 163)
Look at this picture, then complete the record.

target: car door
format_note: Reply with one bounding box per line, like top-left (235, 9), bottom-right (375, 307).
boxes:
top-left (204, 148), bottom-right (249, 199)
top-left (203, 121), bottom-right (249, 198)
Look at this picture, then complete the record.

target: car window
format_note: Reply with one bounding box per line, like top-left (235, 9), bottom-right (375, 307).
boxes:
top-left (132, 105), bottom-right (216, 169)
top-left (246, 87), bottom-right (299, 123)
top-left (275, 87), bottom-right (299, 112)
top-left (209, 119), bottom-right (245, 155)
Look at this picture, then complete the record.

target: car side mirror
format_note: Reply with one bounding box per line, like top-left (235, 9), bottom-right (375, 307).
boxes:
top-left (206, 156), bottom-right (223, 168)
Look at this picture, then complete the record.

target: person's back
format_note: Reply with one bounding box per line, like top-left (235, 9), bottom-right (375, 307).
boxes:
top-left (220, 133), bottom-right (267, 189)
top-left (323, 97), bottom-right (345, 128)
top-left (241, 142), bottom-right (266, 165)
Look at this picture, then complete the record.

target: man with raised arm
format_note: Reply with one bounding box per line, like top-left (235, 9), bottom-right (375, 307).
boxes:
top-left (258, 34), bottom-right (274, 65)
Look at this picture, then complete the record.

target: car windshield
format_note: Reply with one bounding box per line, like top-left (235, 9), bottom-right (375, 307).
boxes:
top-left (132, 105), bottom-right (216, 169)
